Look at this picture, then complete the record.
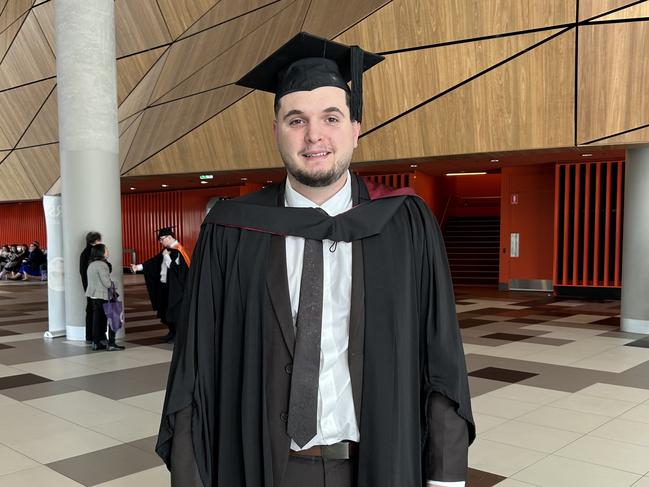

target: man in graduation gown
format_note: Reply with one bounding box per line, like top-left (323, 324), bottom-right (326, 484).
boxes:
top-left (131, 227), bottom-right (191, 343)
top-left (156, 32), bottom-right (475, 487)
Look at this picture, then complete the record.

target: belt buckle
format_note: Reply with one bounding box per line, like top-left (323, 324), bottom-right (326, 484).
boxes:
top-left (321, 442), bottom-right (349, 460)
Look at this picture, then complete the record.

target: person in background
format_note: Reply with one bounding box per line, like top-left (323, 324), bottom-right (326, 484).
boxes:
top-left (10, 242), bottom-right (45, 281)
top-left (130, 227), bottom-right (190, 343)
top-left (80, 231), bottom-right (102, 343)
top-left (0, 245), bottom-right (21, 280)
top-left (85, 243), bottom-right (125, 351)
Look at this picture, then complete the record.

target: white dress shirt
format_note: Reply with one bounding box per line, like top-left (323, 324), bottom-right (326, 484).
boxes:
top-left (284, 174), bottom-right (464, 487)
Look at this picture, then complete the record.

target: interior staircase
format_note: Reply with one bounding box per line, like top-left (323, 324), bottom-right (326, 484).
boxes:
top-left (442, 216), bottom-right (500, 286)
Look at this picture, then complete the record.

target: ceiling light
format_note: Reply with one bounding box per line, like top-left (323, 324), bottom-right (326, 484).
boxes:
top-left (241, 177), bottom-right (248, 181)
top-left (199, 174), bottom-right (214, 180)
top-left (200, 181), bottom-right (208, 184)
top-left (581, 153), bottom-right (593, 157)
top-left (445, 172), bottom-right (487, 177)
top-left (266, 180), bottom-right (273, 183)
top-left (490, 159), bottom-right (499, 163)
top-left (161, 184), bottom-right (168, 188)
top-left (410, 164), bottom-right (418, 168)
top-left (129, 187), bottom-right (136, 190)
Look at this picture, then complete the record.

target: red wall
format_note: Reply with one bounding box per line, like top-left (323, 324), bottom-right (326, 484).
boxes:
top-left (499, 165), bottom-right (555, 284)
top-left (0, 201), bottom-right (46, 246)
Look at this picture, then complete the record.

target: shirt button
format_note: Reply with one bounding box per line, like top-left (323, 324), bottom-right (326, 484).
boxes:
top-left (280, 412), bottom-right (288, 422)
top-left (285, 364), bottom-right (293, 374)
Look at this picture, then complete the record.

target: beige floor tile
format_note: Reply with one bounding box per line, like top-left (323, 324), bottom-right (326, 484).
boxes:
top-left (471, 395), bottom-right (541, 419)
top-left (571, 347), bottom-right (649, 373)
top-left (480, 420), bottom-right (582, 453)
top-left (549, 393), bottom-right (637, 417)
top-left (12, 358), bottom-right (104, 380)
top-left (93, 466), bottom-right (170, 487)
top-left (632, 477), bottom-right (649, 486)
top-left (516, 405), bottom-right (612, 434)
top-left (463, 343), bottom-right (493, 354)
top-left (494, 479), bottom-right (539, 486)
top-left (0, 444), bottom-right (39, 476)
top-left (578, 383), bottom-right (649, 404)
top-left (89, 410), bottom-right (161, 443)
top-left (468, 438), bottom-right (546, 477)
top-left (0, 465), bottom-right (84, 486)
top-left (551, 314), bottom-right (615, 324)
top-left (621, 404), bottom-right (649, 424)
top-left (117, 347), bottom-right (172, 366)
top-left (473, 412), bottom-right (509, 435)
top-left (486, 384), bottom-right (569, 405)
top-left (119, 390), bottom-right (165, 414)
top-left (590, 419), bottom-right (649, 448)
top-left (473, 342), bottom-right (555, 360)
top-left (556, 435), bottom-right (649, 475)
top-left (62, 353), bottom-right (150, 373)
top-left (0, 364), bottom-right (25, 378)
top-left (512, 454), bottom-right (641, 487)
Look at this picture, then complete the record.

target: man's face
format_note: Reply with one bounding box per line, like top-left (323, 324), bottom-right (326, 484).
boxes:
top-left (159, 235), bottom-right (174, 248)
top-left (273, 86), bottom-right (360, 188)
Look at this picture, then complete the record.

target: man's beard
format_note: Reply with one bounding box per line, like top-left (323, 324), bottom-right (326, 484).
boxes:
top-left (283, 156), bottom-right (349, 188)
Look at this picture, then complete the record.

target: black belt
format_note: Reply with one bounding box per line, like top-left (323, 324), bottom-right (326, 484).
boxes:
top-left (289, 441), bottom-right (358, 460)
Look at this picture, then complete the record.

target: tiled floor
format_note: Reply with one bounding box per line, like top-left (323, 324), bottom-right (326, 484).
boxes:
top-left (0, 278), bottom-right (648, 486)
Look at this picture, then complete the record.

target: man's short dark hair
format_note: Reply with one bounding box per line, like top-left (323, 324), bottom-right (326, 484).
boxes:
top-left (85, 231), bottom-right (102, 245)
top-left (274, 90), bottom-right (354, 121)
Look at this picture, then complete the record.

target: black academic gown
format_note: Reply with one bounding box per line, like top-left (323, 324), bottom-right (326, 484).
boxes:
top-left (142, 250), bottom-right (189, 325)
top-left (156, 175), bottom-right (475, 487)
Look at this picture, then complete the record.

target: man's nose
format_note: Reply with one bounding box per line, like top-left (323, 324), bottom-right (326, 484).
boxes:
top-left (305, 123), bottom-right (322, 143)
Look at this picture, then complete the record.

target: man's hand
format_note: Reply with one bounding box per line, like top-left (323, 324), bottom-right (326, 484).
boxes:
top-left (129, 264), bottom-right (138, 274)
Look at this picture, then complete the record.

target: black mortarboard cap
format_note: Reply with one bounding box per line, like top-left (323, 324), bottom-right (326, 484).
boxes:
top-left (236, 32), bottom-right (384, 122)
top-left (156, 227), bottom-right (175, 239)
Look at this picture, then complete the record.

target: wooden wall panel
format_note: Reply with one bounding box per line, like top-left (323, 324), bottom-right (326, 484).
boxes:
top-left (577, 22), bottom-right (649, 144)
top-left (118, 50), bottom-right (169, 122)
top-left (13, 145), bottom-right (59, 195)
top-left (361, 30), bottom-right (558, 132)
top-left (119, 113), bottom-right (144, 170)
top-left (302, 0), bottom-right (389, 39)
top-left (0, 200), bottom-right (46, 247)
top-left (125, 90), bottom-right (281, 176)
top-left (0, 13), bottom-right (55, 91)
top-left (156, 0), bottom-right (218, 39)
top-left (181, 0), bottom-right (277, 39)
top-left (17, 87), bottom-right (58, 148)
top-left (0, 153), bottom-right (40, 201)
top-left (114, 0), bottom-right (172, 57)
top-left (123, 85), bottom-right (249, 173)
top-left (151, 0), bottom-right (291, 104)
top-left (0, 11), bottom-right (28, 62)
top-left (0, 0), bottom-right (31, 32)
top-left (155, 0), bottom-right (309, 105)
top-left (354, 33), bottom-right (575, 161)
top-left (597, 1), bottom-right (649, 20)
top-left (587, 126), bottom-right (649, 146)
top-left (32, 1), bottom-right (54, 54)
top-left (337, 0), bottom-right (575, 52)
top-left (0, 80), bottom-right (54, 148)
top-left (579, 0), bottom-right (643, 21)
top-left (117, 47), bottom-right (166, 106)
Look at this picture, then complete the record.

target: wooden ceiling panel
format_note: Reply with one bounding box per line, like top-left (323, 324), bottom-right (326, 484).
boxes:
top-left (302, 0), bottom-right (389, 39)
top-left (0, 0), bottom-right (31, 32)
top-left (0, 152), bottom-right (40, 200)
top-left (46, 176), bottom-right (61, 196)
top-left (0, 78), bottom-right (54, 148)
top-left (17, 87), bottom-right (58, 148)
top-left (0, 12), bottom-right (56, 90)
top-left (117, 47), bottom-right (166, 105)
top-left (0, 11), bottom-right (27, 62)
top-left (154, 0), bottom-right (309, 105)
top-left (125, 90), bottom-right (282, 176)
top-left (151, 0), bottom-right (292, 104)
top-left (597, 2), bottom-right (649, 20)
top-left (362, 30), bottom-right (560, 132)
top-left (0, 123), bottom-right (11, 149)
top-left (337, 0), bottom-right (575, 52)
top-left (119, 112), bottom-right (144, 171)
top-left (579, 0), bottom-right (644, 21)
top-left (13, 144), bottom-right (60, 195)
top-left (118, 49), bottom-right (170, 122)
top-left (578, 23), bottom-right (649, 144)
top-left (353, 33), bottom-right (575, 162)
top-left (32, 1), bottom-right (55, 55)
top-left (115, 0), bottom-right (172, 57)
top-left (180, 0), bottom-right (275, 39)
top-left (156, 0), bottom-right (219, 39)
top-left (583, 126), bottom-right (649, 146)
top-left (123, 84), bottom-right (249, 173)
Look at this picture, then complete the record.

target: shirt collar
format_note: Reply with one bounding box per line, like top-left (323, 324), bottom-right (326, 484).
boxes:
top-left (284, 172), bottom-right (352, 216)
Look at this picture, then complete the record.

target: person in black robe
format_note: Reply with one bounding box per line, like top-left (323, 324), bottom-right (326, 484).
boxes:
top-left (131, 227), bottom-right (190, 343)
top-left (156, 33), bottom-right (474, 487)
top-left (80, 231), bottom-right (102, 343)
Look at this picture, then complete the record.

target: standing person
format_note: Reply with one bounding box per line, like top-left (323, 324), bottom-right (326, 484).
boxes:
top-left (156, 33), bottom-right (474, 487)
top-left (80, 231), bottom-right (102, 343)
top-left (85, 243), bottom-right (124, 351)
top-left (130, 227), bottom-right (190, 343)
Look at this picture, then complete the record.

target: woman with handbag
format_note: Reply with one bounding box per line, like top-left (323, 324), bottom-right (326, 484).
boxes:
top-left (85, 244), bottom-right (125, 351)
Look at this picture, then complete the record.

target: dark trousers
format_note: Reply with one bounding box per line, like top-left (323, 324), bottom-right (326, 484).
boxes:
top-left (91, 299), bottom-right (115, 345)
top-left (281, 456), bottom-right (356, 487)
top-left (85, 297), bottom-right (93, 341)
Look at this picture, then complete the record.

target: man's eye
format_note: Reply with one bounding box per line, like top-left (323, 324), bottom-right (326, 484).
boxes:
top-left (289, 118), bottom-right (304, 126)
top-left (326, 116), bottom-right (339, 123)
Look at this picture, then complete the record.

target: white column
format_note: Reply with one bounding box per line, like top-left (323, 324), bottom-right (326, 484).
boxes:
top-left (55, 0), bottom-right (123, 340)
top-left (621, 147), bottom-right (649, 334)
top-left (43, 196), bottom-right (66, 338)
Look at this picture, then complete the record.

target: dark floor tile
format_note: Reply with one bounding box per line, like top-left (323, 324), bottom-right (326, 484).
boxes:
top-left (508, 317), bottom-right (549, 324)
top-left (1, 380), bottom-right (80, 401)
top-left (469, 367), bottom-right (538, 383)
top-left (625, 337), bottom-right (649, 349)
top-left (482, 333), bottom-right (534, 342)
top-left (0, 342), bottom-right (14, 349)
top-left (0, 373), bottom-right (51, 390)
top-left (467, 467), bottom-right (506, 486)
top-left (125, 336), bottom-right (168, 346)
top-left (127, 435), bottom-right (158, 455)
top-left (460, 318), bottom-right (497, 329)
top-left (468, 376), bottom-right (510, 397)
top-left (591, 316), bottom-right (621, 326)
top-left (0, 328), bottom-right (18, 336)
top-left (525, 336), bottom-right (574, 346)
top-left (470, 307), bottom-right (524, 316)
top-left (47, 443), bottom-right (163, 486)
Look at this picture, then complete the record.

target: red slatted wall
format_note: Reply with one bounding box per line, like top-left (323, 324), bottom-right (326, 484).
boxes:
top-left (0, 201), bottom-right (47, 246)
top-left (553, 161), bottom-right (624, 288)
top-left (363, 173), bottom-right (411, 188)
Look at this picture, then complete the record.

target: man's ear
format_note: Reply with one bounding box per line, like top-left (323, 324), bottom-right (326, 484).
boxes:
top-left (352, 121), bottom-right (361, 148)
top-left (273, 118), bottom-right (278, 141)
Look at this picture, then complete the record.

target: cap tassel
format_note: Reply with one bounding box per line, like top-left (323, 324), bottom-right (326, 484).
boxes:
top-left (350, 45), bottom-right (363, 122)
